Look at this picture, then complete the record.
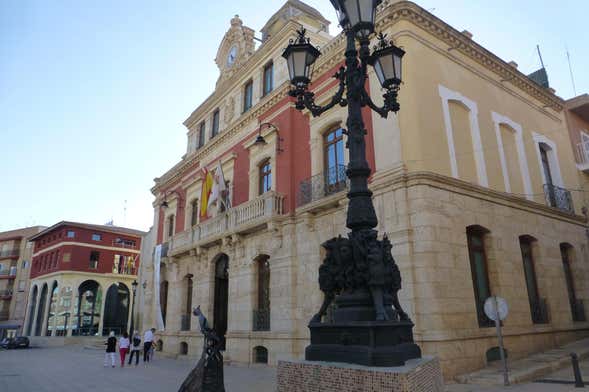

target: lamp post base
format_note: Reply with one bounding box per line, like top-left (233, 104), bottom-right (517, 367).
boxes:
top-left (305, 320), bottom-right (421, 367)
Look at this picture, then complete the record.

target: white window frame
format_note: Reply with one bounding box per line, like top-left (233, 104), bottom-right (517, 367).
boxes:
top-left (532, 132), bottom-right (564, 187)
top-left (491, 112), bottom-right (533, 200)
top-left (438, 85), bottom-right (488, 186)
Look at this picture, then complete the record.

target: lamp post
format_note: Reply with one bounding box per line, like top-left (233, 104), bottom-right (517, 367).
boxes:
top-left (283, 0), bottom-right (419, 367)
top-left (129, 280), bottom-right (138, 337)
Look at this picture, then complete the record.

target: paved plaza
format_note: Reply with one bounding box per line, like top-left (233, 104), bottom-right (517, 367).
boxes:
top-left (0, 345), bottom-right (275, 392)
top-left (2, 345), bottom-right (589, 391)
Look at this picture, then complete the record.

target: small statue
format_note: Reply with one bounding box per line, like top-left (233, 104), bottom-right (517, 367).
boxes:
top-left (178, 306), bottom-right (225, 392)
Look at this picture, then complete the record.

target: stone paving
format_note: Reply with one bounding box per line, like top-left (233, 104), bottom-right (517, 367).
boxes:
top-left (2, 344), bottom-right (589, 391)
top-left (0, 345), bottom-right (276, 392)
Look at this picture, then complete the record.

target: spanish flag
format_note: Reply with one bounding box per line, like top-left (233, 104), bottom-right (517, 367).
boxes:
top-left (200, 168), bottom-right (214, 218)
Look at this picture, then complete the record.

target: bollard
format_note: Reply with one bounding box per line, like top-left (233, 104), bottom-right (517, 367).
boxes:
top-left (571, 352), bottom-right (585, 388)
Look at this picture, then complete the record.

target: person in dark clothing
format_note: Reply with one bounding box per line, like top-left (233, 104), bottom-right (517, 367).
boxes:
top-left (104, 331), bottom-right (117, 368)
top-left (143, 328), bottom-right (155, 363)
top-left (128, 331), bottom-right (141, 366)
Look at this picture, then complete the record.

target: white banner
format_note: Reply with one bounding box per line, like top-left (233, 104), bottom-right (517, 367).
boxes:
top-left (153, 244), bottom-right (165, 331)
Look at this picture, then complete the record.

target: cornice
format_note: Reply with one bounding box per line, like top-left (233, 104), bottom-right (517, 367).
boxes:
top-left (377, 1), bottom-right (564, 111)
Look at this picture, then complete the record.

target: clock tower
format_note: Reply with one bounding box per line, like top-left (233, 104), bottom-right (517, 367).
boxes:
top-left (214, 15), bottom-right (255, 86)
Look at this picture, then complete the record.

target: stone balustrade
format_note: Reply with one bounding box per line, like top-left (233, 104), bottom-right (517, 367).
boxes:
top-left (168, 191), bottom-right (284, 256)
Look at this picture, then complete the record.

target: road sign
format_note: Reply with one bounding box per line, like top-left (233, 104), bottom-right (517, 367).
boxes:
top-left (484, 296), bottom-right (508, 321)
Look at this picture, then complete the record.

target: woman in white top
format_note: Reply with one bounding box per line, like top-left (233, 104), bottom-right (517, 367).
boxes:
top-left (118, 331), bottom-right (130, 367)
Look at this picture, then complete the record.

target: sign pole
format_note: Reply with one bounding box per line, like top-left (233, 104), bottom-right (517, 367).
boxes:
top-left (493, 296), bottom-right (510, 386)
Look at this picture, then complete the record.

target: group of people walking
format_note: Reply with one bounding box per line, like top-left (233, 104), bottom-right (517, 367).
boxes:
top-left (104, 328), bottom-right (157, 368)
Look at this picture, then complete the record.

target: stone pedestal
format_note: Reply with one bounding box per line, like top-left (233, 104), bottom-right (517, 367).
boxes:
top-left (277, 356), bottom-right (444, 392)
top-left (306, 320), bottom-right (421, 367)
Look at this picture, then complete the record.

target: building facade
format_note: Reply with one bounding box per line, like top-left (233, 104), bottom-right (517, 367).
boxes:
top-left (23, 222), bottom-right (144, 338)
top-left (0, 226), bottom-right (45, 338)
top-left (139, 0), bottom-right (589, 379)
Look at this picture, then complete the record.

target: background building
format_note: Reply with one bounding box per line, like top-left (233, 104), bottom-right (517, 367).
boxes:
top-left (138, 0), bottom-right (589, 379)
top-left (23, 221), bottom-right (145, 338)
top-left (0, 226), bottom-right (45, 339)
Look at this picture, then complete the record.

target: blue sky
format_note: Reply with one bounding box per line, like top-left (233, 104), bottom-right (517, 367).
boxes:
top-left (1, 0), bottom-right (587, 232)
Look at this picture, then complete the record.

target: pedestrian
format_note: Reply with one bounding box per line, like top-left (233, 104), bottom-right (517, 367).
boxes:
top-left (119, 331), bottom-right (130, 367)
top-left (104, 331), bottom-right (116, 368)
top-left (143, 328), bottom-right (155, 363)
top-left (128, 330), bottom-right (141, 366)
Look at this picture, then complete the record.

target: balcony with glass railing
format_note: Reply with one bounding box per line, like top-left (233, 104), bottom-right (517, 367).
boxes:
top-left (296, 165), bottom-right (349, 208)
top-left (168, 191), bottom-right (284, 256)
top-left (0, 266), bottom-right (17, 279)
top-left (543, 184), bottom-right (574, 214)
top-left (0, 249), bottom-right (19, 259)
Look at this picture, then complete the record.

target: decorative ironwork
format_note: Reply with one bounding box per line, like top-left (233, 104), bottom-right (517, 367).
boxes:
top-left (543, 184), bottom-right (574, 214)
top-left (531, 298), bottom-right (549, 324)
top-left (252, 309), bottom-right (270, 331)
top-left (181, 314), bottom-right (191, 331)
top-left (572, 299), bottom-right (586, 322)
top-left (297, 165), bottom-right (348, 207)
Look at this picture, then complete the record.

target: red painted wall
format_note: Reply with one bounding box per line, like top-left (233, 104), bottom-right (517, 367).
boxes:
top-left (31, 225), bottom-right (141, 279)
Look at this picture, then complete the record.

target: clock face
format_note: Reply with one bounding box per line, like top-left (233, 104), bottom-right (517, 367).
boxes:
top-left (227, 45), bottom-right (238, 67)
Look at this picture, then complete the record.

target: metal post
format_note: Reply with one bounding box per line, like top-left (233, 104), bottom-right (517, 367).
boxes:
top-left (494, 296), bottom-right (510, 386)
top-left (571, 352), bottom-right (585, 388)
top-left (129, 290), bottom-right (136, 337)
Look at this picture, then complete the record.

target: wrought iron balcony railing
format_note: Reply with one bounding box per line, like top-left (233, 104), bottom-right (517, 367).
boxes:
top-left (253, 309), bottom-right (270, 331)
top-left (180, 314), bottom-right (191, 331)
top-left (531, 298), bottom-right (550, 324)
top-left (571, 299), bottom-right (586, 322)
top-left (543, 184), bottom-right (574, 214)
top-left (0, 249), bottom-right (19, 259)
top-left (297, 165), bottom-right (349, 207)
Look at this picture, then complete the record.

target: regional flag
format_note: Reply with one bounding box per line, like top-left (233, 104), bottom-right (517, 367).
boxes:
top-left (200, 168), bottom-right (214, 218)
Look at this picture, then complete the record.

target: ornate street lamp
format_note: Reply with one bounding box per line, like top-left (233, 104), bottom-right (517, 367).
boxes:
top-left (283, 1), bottom-right (419, 367)
top-left (128, 280), bottom-right (138, 336)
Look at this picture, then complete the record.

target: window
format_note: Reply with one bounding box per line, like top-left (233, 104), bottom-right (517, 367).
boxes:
top-left (62, 253), bottom-right (71, 263)
top-left (263, 62), bottom-right (274, 96)
top-left (22, 260), bottom-right (29, 269)
top-left (540, 144), bottom-right (554, 187)
top-left (561, 244), bottom-right (585, 322)
top-left (18, 280), bottom-right (26, 291)
top-left (211, 109), bottom-right (220, 138)
top-left (91, 233), bottom-right (102, 241)
top-left (190, 199), bottom-right (199, 227)
top-left (466, 226), bottom-right (493, 327)
top-left (89, 251), bottom-right (100, 269)
top-left (519, 236), bottom-right (546, 324)
top-left (67, 231), bottom-right (75, 238)
top-left (198, 122), bottom-right (206, 148)
top-left (259, 160), bottom-right (272, 195)
top-left (243, 80), bottom-right (253, 112)
top-left (324, 127), bottom-right (346, 187)
top-left (167, 215), bottom-right (175, 239)
top-left (253, 255), bottom-right (270, 331)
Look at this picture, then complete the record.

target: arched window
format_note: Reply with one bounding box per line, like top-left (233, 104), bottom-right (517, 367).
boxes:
top-left (324, 127), bottom-right (345, 186)
top-left (253, 346), bottom-right (268, 364)
top-left (259, 160), bottom-right (272, 195)
top-left (190, 199), bottom-right (199, 227)
top-left (160, 280), bottom-right (169, 328)
top-left (519, 236), bottom-right (547, 324)
top-left (45, 282), bottom-right (59, 336)
top-left (253, 255), bottom-right (270, 331)
top-left (560, 244), bottom-right (585, 322)
top-left (181, 275), bottom-right (193, 331)
top-left (466, 226), bottom-right (493, 327)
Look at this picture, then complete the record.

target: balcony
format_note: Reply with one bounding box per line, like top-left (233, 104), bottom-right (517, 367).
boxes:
top-left (297, 165), bottom-right (349, 208)
top-left (543, 184), bottom-right (574, 214)
top-left (0, 289), bottom-right (13, 300)
top-left (169, 192), bottom-right (284, 256)
top-left (531, 298), bottom-right (550, 324)
top-left (253, 309), bottom-right (270, 331)
top-left (0, 267), bottom-right (17, 279)
top-left (111, 239), bottom-right (137, 250)
top-left (571, 299), bottom-right (586, 322)
top-left (0, 249), bottom-right (19, 259)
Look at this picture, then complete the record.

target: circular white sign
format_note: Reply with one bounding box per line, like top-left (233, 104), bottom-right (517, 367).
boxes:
top-left (484, 296), bottom-right (509, 321)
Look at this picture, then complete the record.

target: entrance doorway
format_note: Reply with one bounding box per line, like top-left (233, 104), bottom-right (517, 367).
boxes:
top-left (213, 254), bottom-right (229, 350)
